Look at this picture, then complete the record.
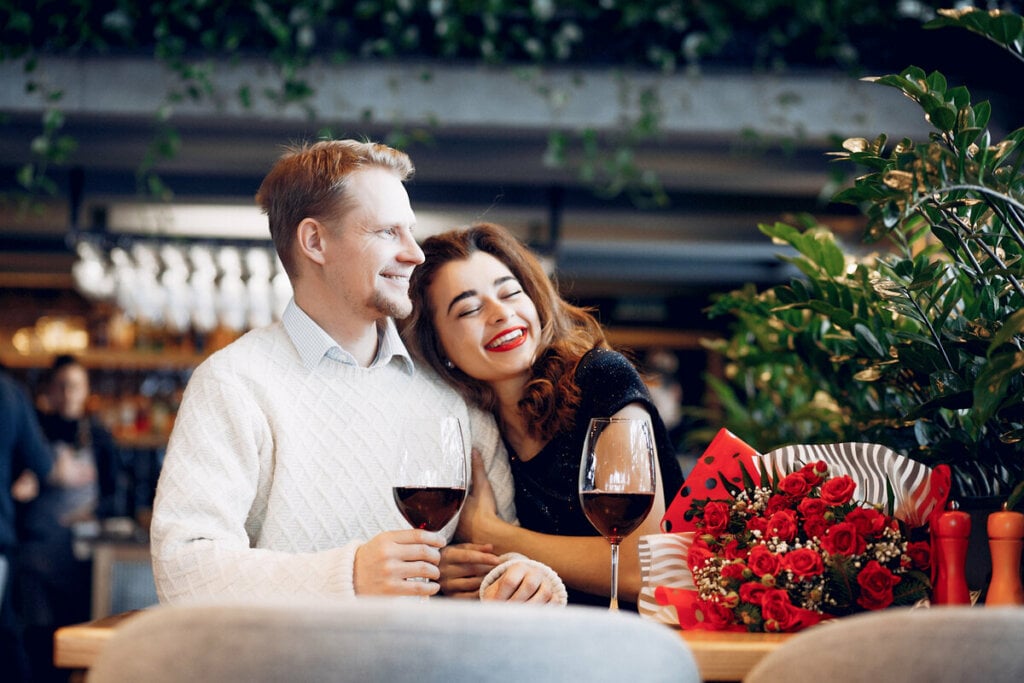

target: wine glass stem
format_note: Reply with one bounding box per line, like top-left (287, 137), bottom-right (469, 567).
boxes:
top-left (609, 541), bottom-right (620, 611)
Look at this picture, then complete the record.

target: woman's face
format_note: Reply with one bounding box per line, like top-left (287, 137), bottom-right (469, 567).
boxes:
top-left (428, 251), bottom-right (541, 387)
top-left (49, 363), bottom-right (89, 420)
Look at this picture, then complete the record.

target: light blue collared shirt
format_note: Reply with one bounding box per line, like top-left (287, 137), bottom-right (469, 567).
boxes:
top-left (281, 298), bottom-right (414, 375)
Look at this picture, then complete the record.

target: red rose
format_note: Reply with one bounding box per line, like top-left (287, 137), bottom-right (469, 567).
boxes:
top-left (739, 580), bottom-right (769, 605)
top-left (720, 561), bottom-right (747, 582)
top-left (746, 516), bottom-right (770, 537)
top-left (702, 500), bottom-right (732, 535)
top-left (696, 598), bottom-right (735, 629)
top-left (798, 460), bottom-right (829, 486)
top-left (760, 589), bottom-right (798, 632)
top-left (747, 545), bottom-right (782, 577)
top-left (767, 509), bottom-right (799, 542)
top-left (820, 475), bottom-right (857, 506)
top-left (906, 541), bottom-right (931, 571)
top-left (797, 497), bottom-right (827, 518)
top-left (765, 493), bottom-right (792, 515)
top-left (687, 542), bottom-right (714, 573)
top-left (821, 521), bottom-right (867, 556)
top-left (723, 538), bottom-right (748, 561)
top-left (856, 559), bottom-right (898, 610)
top-left (782, 547), bottom-right (825, 578)
top-left (778, 472), bottom-right (812, 498)
top-left (803, 515), bottom-right (828, 540)
top-left (845, 506), bottom-right (886, 537)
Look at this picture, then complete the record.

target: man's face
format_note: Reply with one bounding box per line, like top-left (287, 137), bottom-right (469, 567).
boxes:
top-left (324, 167), bottom-right (423, 323)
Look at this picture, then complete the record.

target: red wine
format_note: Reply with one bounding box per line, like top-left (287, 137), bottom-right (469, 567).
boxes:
top-left (581, 491), bottom-right (654, 543)
top-left (393, 486), bottom-right (466, 531)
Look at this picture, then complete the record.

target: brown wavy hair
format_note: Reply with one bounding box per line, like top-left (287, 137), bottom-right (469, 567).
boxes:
top-left (403, 222), bottom-right (608, 439)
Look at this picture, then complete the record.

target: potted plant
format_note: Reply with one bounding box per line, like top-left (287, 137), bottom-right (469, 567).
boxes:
top-left (700, 7), bottom-right (1024, 587)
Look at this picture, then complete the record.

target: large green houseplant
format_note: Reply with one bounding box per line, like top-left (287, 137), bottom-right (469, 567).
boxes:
top-left (703, 7), bottom-right (1024, 504)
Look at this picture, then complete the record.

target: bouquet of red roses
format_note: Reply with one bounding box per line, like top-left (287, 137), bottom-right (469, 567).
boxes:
top-left (679, 459), bottom-right (932, 632)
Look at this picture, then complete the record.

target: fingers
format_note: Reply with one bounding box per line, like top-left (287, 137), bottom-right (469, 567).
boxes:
top-left (441, 543), bottom-right (499, 567)
top-left (392, 528), bottom-right (447, 548)
top-left (438, 543), bottom-right (501, 596)
top-left (353, 530), bottom-right (447, 596)
top-left (482, 563), bottom-right (555, 604)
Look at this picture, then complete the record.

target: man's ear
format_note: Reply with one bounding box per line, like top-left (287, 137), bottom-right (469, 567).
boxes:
top-left (296, 217), bottom-right (327, 265)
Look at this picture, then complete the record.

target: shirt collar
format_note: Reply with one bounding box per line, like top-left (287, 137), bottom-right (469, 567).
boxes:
top-left (282, 298), bottom-right (414, 374)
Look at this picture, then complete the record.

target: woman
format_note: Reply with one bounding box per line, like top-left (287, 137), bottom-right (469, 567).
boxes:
top-left (404, 222), bottom-right (684, 608)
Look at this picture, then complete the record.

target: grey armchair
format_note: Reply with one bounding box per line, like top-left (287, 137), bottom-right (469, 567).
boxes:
top-left (86, 598), bottom-right (700, 682)
top-left (744, 606), bottom-right (1024, 683)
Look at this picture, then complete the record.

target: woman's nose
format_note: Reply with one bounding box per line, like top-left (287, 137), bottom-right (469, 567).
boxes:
top-left (485, 299), bottom-right (512, 323)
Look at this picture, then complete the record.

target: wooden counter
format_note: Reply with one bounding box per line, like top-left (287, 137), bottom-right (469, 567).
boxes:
top-left (55, 610), bottom-right (792, 681)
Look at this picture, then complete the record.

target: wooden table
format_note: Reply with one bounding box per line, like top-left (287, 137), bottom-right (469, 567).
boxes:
top-left (55, 610), bottom-right (791, 681)
top-left (680, 629), bottom-right (792, 681)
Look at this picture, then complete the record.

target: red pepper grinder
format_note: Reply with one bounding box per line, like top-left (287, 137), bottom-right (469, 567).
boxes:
top-left (985, 503), bottom-right (1024, 606)
top-left (933, 499), bottom-right (971, 605)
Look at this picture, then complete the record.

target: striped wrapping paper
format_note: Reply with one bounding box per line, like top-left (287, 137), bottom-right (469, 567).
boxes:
top-left (638, 439), bottom-right (950, 625)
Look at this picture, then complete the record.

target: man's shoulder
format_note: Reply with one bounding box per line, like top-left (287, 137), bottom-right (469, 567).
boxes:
top-left (197, 323), bottom-right (293, 372)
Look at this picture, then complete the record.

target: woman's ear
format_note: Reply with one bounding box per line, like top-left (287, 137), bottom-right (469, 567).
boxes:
top-left (296, 217), bottom-right (327, 265)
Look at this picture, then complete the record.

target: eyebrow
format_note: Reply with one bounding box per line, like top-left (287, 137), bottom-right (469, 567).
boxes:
top-left (446, 275), bottom-right (517, 314)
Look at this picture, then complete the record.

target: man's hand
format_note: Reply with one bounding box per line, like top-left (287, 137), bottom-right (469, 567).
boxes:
top-left (482, 561), bottom-right (558, 604)
top-left (439, 543), bottom-right (501, 598)
top-left (353, 529), bottom-right (445, 596)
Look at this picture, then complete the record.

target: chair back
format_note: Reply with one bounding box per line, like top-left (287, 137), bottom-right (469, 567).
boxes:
top-left (86, 598), bottom-right (700, 683)
top-left (744, 606), bottom-right (1024, 683)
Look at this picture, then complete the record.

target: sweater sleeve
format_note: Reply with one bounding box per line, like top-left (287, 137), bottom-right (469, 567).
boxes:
top-left (466, 405), bottom-right (519, 525)
top-left (150, 359), bottom-right (358, 604)
top-left (478, 552), bottom-right (568, 605)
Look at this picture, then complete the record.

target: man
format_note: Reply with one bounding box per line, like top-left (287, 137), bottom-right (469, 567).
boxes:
top-left (1, 369), bottom-right (54, 680)
top-left (151, 140), bottom-right (564, 603)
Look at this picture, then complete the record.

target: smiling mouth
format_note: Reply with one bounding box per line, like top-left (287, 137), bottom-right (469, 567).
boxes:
top-left (486, 328), bottom-right (526, 350)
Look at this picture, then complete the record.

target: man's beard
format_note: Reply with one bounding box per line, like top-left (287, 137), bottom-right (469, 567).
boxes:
top-left (372, 291), bottom-right (412, 320)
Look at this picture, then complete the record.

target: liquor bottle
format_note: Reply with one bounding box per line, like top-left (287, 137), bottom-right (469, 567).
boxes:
top-left (985, 503), bottom-right (1024, 606)
top-left (933, 500), bottom-right (971, 605)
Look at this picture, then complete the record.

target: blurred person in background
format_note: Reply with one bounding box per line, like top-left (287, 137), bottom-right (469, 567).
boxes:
top-left (14, 354), bottom-right (121, 683)
top-left (1, 367), bottom-right (54, 682)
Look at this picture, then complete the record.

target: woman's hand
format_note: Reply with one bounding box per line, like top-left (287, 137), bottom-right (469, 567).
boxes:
top-left (438, 542), bottom-right (500, 598)
top-left (456, 451), bottom-right (501, 543)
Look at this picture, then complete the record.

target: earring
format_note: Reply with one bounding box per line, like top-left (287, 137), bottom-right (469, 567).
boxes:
top-left (444, 359), bottom-right (455, 369)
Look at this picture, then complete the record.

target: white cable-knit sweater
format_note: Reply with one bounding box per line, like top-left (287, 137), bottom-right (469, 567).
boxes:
top-left (150, 321), bottom-right (525, 603)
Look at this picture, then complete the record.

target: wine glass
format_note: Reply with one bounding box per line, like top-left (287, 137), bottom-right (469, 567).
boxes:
top-left (392, 415), bottom-right (469, 535)
top-left (579, 417), bottom-right (657, 610)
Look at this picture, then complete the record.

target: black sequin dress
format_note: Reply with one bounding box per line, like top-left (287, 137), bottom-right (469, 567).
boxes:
top-left (507, 347), bottom-right (685, 608)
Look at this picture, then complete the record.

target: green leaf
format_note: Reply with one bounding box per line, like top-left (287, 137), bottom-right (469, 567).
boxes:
top-left (854, 323), bottom-right (887, 358)
top-left (892, 569), bottom-right (931, 606)
top-left (974, 351), bottom-right (1024, 424)
top-left (988, 308), bottom-right (1024, 354)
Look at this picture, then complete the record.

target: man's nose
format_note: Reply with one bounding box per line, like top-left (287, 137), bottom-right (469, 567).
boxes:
top-left (401, 232), bottom-right (425, 265)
